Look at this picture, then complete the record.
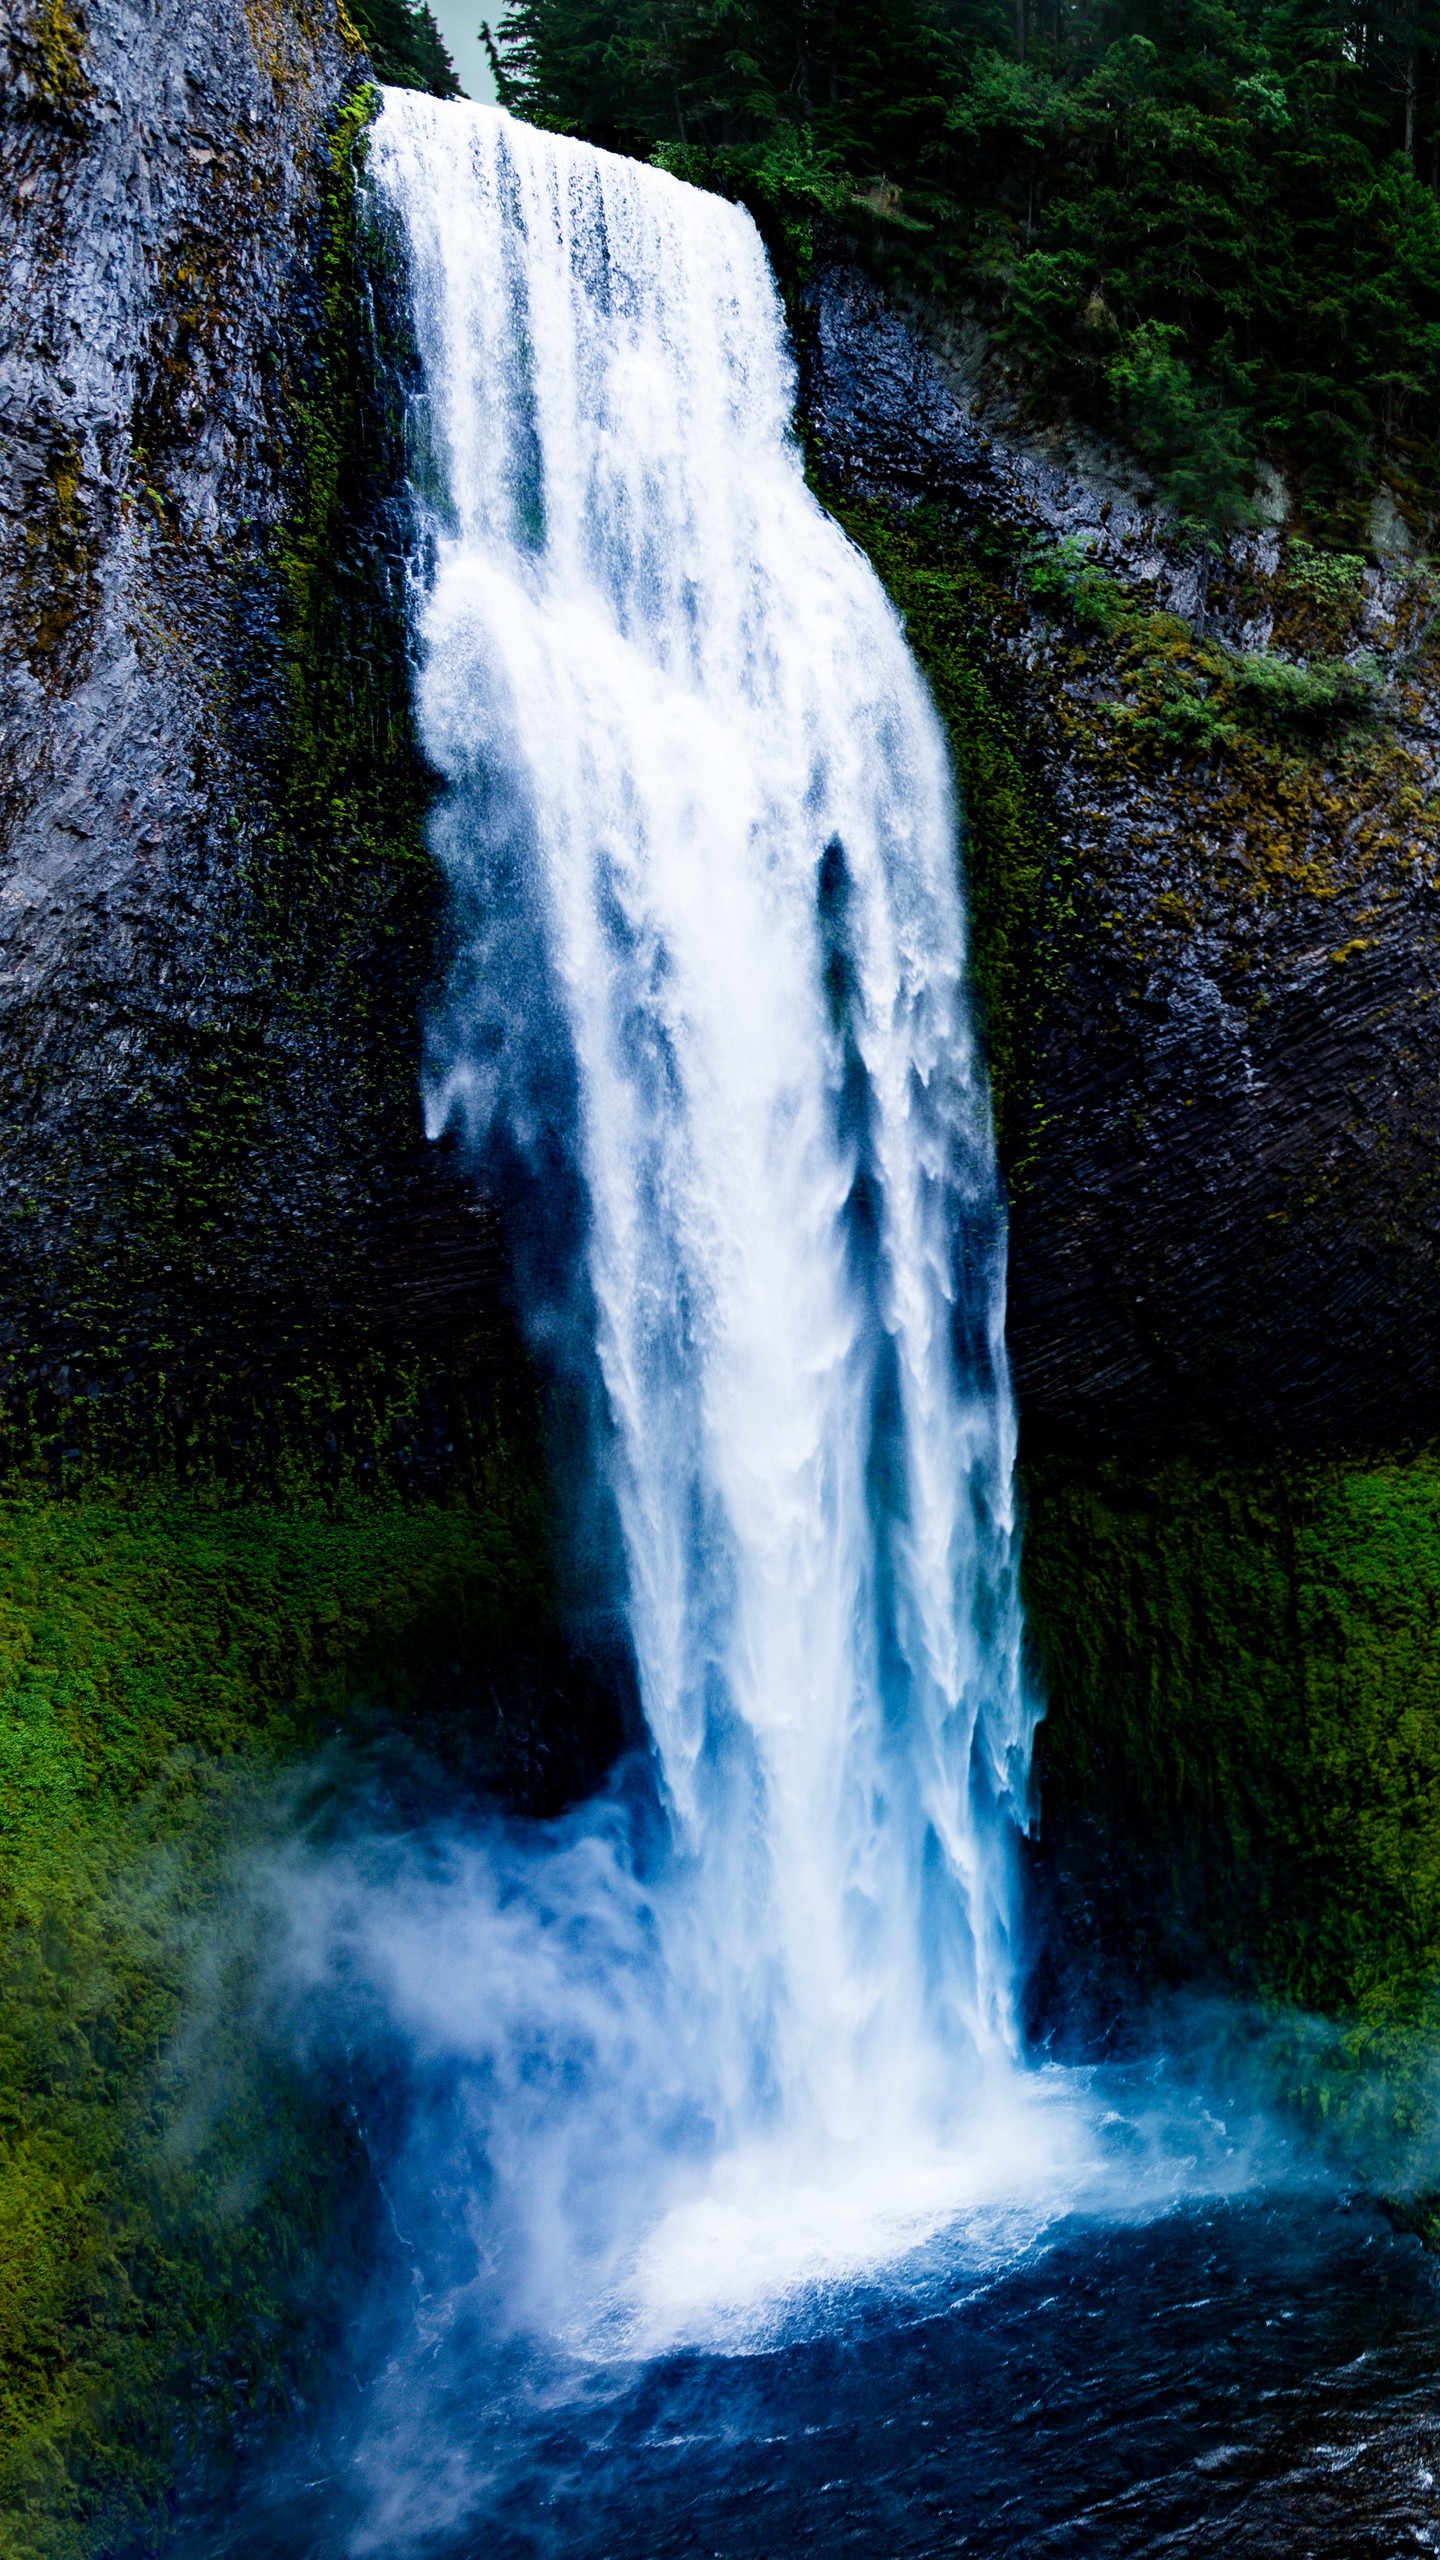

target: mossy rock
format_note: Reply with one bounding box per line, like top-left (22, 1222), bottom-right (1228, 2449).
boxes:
top-left (1024, 1447), bottom-right (1440, 2173)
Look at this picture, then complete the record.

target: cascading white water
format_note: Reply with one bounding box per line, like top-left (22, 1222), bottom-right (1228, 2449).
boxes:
top-left (363, 90), bottom-right (1051, 2321)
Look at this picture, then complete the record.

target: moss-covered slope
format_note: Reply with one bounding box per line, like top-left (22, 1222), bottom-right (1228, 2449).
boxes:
top-left (0, 1454), bottom-right (604, 2560)
top-left (1024, 1453), bottom-right (1440, 2023)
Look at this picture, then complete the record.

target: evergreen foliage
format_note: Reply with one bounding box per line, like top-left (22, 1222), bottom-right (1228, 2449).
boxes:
top-left (347, 0), bottom-right (461, 94)
top-left (496, 0), bottom-right (1440, 534)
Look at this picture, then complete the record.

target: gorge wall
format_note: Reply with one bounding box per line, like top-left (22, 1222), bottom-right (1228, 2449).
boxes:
top-left (808, 258), bottom-right (1440, 1459)
top-left (12, 2), bottom-right (1439, 1485)
top-left (0, 15), bottom-right (604, 2546)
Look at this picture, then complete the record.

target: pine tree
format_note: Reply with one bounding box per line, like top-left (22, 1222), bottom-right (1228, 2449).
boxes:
top-left (350, 0), bottom-right (463, 95)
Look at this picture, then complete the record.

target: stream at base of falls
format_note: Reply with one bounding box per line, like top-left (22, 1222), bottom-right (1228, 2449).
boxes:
top-left (179, 2191), bottom-right (1440, 2557)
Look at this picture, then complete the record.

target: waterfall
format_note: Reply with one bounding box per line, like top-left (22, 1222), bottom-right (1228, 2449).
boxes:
top-left (363, 92), bottom-right (1047, 2326)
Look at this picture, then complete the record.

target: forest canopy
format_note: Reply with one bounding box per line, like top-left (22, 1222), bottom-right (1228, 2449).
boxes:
top-left (491, 0), bottom-right (1440, 540)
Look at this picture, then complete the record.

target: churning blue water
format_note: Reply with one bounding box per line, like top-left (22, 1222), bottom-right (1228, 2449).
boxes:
top-left (182, 2187), bottom-right (1440, 2556)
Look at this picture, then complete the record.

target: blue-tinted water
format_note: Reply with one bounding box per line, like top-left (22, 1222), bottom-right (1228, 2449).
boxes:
top-left (188, 2194), bottom-right (1440, 2557)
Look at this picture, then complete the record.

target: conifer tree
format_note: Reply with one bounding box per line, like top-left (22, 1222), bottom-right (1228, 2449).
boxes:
top-left (495, 0), bottom-right (1440, 535)
top-left (351, 0), bottom-right (462, 95)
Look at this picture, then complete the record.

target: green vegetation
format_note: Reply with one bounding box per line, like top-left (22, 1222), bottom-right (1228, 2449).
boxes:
top-left (1025, 1450), bottom-right (1440, 2172)
top-left (0, 1473), bottom-right (555, 2557)
top-left (346, 0), bottom-right (460, 93)
top-left (498, 0), bottom-right (1440, 538)
top-left (1021, 528), bottom-right (1128, 632)
top-left (1231, 641), bottom-right (1383, 725)
top-left (11, 0), bottom-right (93, 125)
top-left (826, 495), bottom-right (1417, 1176)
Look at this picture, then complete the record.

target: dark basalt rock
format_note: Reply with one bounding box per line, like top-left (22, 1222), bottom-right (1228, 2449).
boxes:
top-left (0, 0), bottom-right (523, 1483)
top-left (1, 0), bottom-right (345, 1143)
top-left (805, 259), bottom-right (1440, 1456)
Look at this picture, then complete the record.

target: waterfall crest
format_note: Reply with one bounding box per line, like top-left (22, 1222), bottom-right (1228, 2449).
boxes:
top-left (366, 92), bottom-right (1044, 2315)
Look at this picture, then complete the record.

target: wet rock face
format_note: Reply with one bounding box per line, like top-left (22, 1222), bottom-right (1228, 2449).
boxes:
top-left (1, 0), bottom-right (351, 1390)
top-left (0, 0), bottom-right (511, 1471)
top-left (806, 260), bottom-right (1440, 1456)
top-left (2, 0), bottom-right (343, 1063)
top-left (7, 60), bottom-right (1437, 1470)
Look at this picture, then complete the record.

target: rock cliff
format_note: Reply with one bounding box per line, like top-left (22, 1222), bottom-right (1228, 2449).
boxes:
top-left (806, 258), bottom-right (1440, 1458)
top-left (0, 0), bottom-right (505, 1489)
top-left (12, 19), bottom-right (1437, 1476)
top-left (803, 258), bottom-right (1440, 2106)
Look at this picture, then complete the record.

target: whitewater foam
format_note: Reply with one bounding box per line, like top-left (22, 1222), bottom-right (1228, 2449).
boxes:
top-left (294, 90), bottom-right (1282, 2376)
top-left (370, 84), bottom-right (1031, 2187)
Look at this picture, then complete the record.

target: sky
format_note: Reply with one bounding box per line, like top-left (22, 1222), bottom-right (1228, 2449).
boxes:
top-left (429, 0), bottom-right (501, 100)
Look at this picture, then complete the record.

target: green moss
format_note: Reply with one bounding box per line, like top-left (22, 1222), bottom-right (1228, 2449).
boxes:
top-left (12, 0), bottom-right (92, 124)
top-left (0, 1470), bottom-right (556, 2557)
top-left (1025, 1449), bottom-right (1440, 2159)
top-left (0, 1485), bottom-right (548, 1916)
top-left (11, 430), bottom-right (102, 691)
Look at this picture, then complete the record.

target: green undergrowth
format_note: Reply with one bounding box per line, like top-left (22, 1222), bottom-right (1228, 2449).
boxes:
top-left (0, 1471), bottom-right (554, 2558)
top-left (1020, 530), bottom-right (1392, 755)
top-left (1024, 1447), bottom-right (1440, 2189)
